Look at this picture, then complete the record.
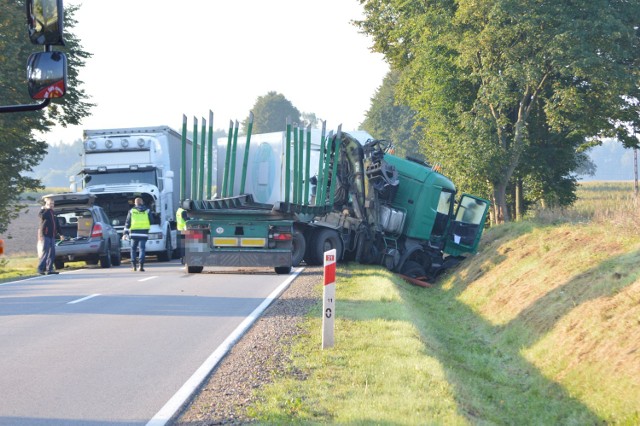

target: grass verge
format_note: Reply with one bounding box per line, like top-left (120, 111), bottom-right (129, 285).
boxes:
top-left (247, 217), bottom-right (640, 424)
top-left (0, 254), bottom-right (41, 283)
top-left (248, 265), bottom-right (467, 424)
top-left (0, 254), bottom-right (83, 283)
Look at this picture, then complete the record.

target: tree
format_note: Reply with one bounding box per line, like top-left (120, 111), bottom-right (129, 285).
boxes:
top-left (301, 112), bottom-right (320, 129)
top-left (362, 70), bottom-right (423, 159)
top-left (242, 91), bottom-right (302, 133)
top-left (0, 1), bottom-right (93, 233)
top-left (357, 0), bottom-right (640, 223)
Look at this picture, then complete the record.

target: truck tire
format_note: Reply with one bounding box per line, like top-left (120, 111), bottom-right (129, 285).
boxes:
top-left (157, 235), bottom-right (172, 262)
top-left (275, 266), bottom-right (292, 274)
top-left (308, 228), bottom-right (342, 266)
top-left (54, 259), bottom-right (65, 270)
top-left (187, 265), bottom-right (204, 273)
top-left (100, 243), bottom-right (112, 268)
top-left (292, 230), bottom-right (306, 267)
top-left (400, 260), bottom-right (426, 279)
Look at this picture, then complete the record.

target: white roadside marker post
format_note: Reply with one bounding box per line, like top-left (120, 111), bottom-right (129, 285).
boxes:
top-left (322, 248), bottom-right (336, 349)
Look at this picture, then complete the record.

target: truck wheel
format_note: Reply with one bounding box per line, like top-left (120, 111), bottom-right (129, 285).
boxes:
top-left (275, 266), bottom-right (292, 274)
top-left (291, 230), bottom-right (306, 267)
top-left (100, 243), bottom-right (112, 268)
top-left (401, 260), bottom-right (426, 279)
top-left (310, 228), bottom-right (342, 266)
top-left (54, 259), bottom-right (65, 270)
top-left (157, 236), bottom-right (172, 262)
top-left (187, 265), bottom-right (204, 273)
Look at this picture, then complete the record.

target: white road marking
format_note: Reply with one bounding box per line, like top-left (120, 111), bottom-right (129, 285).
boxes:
top-left (138, 276), bottom-right (158, 282)
top-left (147, 267), bottom-right (304, 426)
top-left (67, 293), bottom-right (101, 305)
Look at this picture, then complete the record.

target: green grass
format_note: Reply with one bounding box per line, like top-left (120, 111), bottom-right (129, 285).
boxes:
top-left (245, 182), bottom-right (640, 424)
top-left (249, 266), bottom-right (467, 425)
top-left (0, 254), bottom-right (83, 283)
top-left (249, 264), bottom-right (608, 425)
top-left (0, 254), bottom-right (44, 282)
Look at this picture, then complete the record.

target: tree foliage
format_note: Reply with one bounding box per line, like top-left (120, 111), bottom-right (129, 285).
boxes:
top-left (0, 1), bottom-right (93, 233)
top-left (357, 0), bottom-right (640, 223)
top-left (361, 70), bottom-right (423, 160)
top-left (243, 91), bottom-right (302, 133)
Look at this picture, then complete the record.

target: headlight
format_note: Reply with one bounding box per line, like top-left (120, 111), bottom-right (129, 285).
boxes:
top-left (148, 232), bottom-right (163, 240)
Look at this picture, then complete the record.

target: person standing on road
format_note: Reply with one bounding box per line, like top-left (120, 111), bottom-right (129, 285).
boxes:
top-left (124, 197), bottom-right (151, 272)
top-left (176, 206), bottom-right (189, 265)
top-left (37, 197), bottom-right (60, 275)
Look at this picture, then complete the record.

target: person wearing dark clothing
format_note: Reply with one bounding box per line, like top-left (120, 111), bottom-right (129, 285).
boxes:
top-left (37, 197), bottom-right (60, 274)
top-left (124, 197), bottom-right (151, 272)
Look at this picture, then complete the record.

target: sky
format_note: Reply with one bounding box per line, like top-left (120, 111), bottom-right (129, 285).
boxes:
top-left (48, 0), bottom-right (389, 145)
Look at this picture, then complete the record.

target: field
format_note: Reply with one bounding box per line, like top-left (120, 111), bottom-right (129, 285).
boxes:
top-left (1, 188), bottom-right (73, 257)
top-left (0, 204), bottom-right (40, 257)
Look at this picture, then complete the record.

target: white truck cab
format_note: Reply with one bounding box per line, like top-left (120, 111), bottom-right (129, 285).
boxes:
top-left (73, 126), bottom-right (191, 261)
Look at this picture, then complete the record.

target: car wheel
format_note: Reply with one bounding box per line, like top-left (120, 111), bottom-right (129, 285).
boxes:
top-left (100, 242), bottom-right (112, 268)
top-left (111, 243), bottom-right (122, 266)
top-left (54, 259), bottom-right (65, 270)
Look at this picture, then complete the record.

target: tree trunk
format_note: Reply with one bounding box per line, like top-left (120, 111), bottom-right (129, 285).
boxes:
top-left (492, 182), bottom-right (510, 224)
top-left (515, 178), bottom-right (523, 221)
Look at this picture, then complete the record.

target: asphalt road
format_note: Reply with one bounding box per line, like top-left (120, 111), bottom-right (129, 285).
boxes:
top-left (0, 260), bottom-right (299, 425)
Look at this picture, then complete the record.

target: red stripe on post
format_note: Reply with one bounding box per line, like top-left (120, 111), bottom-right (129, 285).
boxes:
top-left (324, 263), bottom-right (336, 285)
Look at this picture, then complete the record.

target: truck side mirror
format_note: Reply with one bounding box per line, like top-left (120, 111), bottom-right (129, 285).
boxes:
top-left (27, 51), bottom-right (67, 99)
top-left (27, 0), bottom-right (65, 46)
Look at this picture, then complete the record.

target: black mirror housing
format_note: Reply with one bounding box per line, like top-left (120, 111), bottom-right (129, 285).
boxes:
top-left (27, 0), bottom-right (65, 46)
top-left (27, 51), bottom-right (67, 99)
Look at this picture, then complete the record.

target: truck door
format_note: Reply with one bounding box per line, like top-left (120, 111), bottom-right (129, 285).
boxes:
top-left (444, 194), bottom-right (490, 256)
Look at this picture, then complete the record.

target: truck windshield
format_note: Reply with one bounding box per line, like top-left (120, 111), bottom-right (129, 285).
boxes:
top-left (85, 170), bottom-right (157, 187)
top-left (432, 190), bottom-right (454, 237)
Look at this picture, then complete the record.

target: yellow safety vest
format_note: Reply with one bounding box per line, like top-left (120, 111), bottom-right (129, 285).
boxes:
top-left (130, 209), bottom-right (150, 230)
top-left (176, 207), bottom-right (187, 231)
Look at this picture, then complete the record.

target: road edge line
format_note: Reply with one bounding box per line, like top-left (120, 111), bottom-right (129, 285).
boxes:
top-left (146, 267), bottom-right (304, 426)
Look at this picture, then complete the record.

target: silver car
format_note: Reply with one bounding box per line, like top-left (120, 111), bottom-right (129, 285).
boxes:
top-left (42, 193), bottom-right (122, 269)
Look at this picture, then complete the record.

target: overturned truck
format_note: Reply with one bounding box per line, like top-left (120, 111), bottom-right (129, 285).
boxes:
top-left (181, 114), bottom-right (490, 282)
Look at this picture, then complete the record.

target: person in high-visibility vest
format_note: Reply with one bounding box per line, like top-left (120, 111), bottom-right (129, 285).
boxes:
top-left (176, 206), bottom-right (188, 264)
top-left (124, 197), bottom-right (152, 272)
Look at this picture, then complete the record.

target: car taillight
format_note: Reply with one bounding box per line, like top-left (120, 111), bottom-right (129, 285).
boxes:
top-left (271, 232), bottom-right (292, 241)
top-left (91, 223), bottom-right (103, 238)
